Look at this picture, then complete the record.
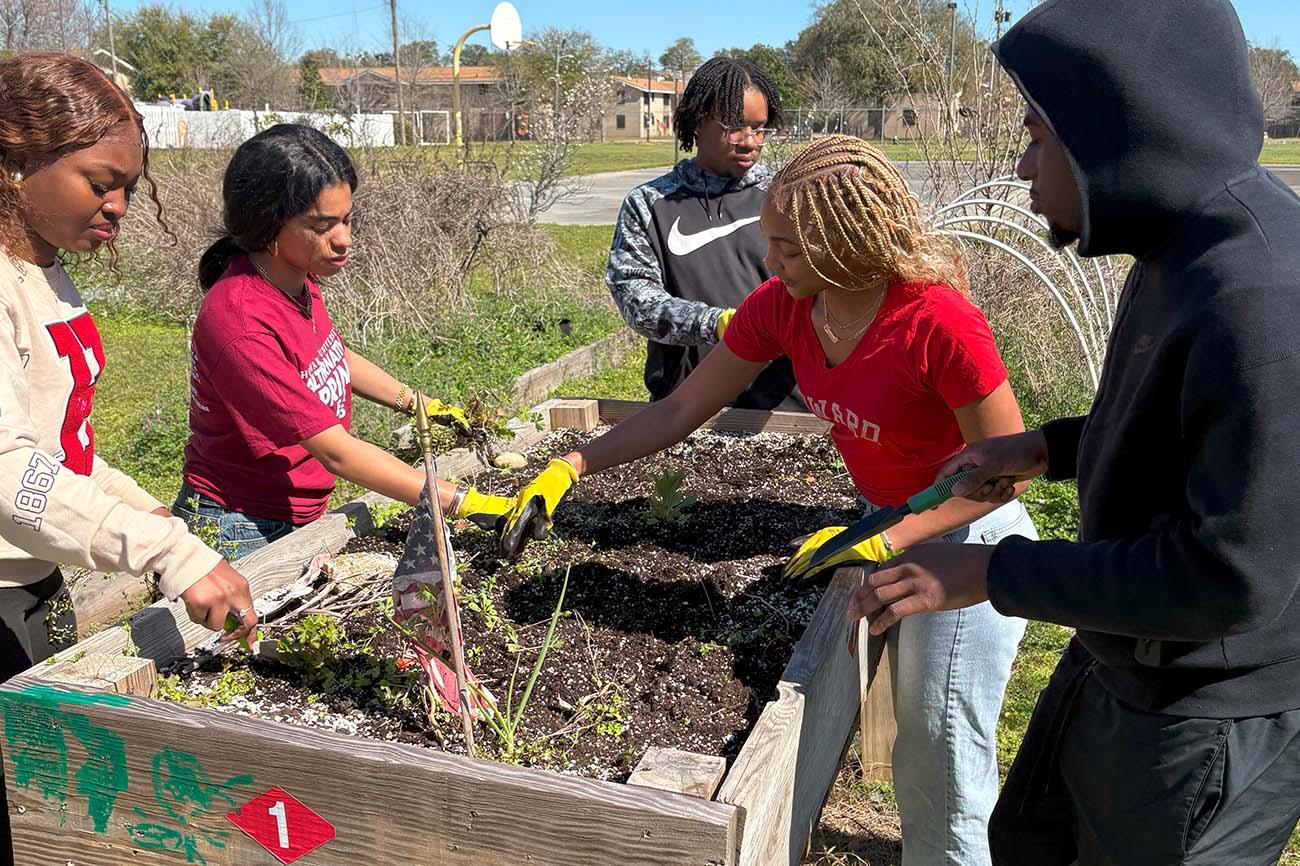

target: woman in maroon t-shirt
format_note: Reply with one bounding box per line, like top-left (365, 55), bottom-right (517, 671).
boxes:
top-left (174, 124), bottom-right (510, 559)
top-left (498, 136), bottom-right (1039, 866)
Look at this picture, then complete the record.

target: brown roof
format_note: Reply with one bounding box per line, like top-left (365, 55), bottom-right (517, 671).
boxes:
top-left (317, 66), bottom-right (503, 85)
top-left (613, 75), bottom-right (685, 95)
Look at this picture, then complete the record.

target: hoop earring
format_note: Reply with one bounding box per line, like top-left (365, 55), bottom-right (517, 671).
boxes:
top-left (9, 170), bottom-right (22, 187)
top-left (269, 240), bottom-right (278, 257)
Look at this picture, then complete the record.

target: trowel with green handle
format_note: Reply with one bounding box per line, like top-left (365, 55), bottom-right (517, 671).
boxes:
top-left (799, 469), bottom-right (981, 582)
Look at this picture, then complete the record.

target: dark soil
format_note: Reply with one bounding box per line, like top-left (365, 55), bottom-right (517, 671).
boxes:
top-left (166, 428), bottom-right (860, 781)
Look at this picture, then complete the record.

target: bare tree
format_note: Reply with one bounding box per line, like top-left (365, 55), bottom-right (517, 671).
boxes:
top-left (221, 0), bottom-right (299, 108)
top-left (0, 0), bottom-right (96, 54)
top-left (501, 74), bottom-right (615, 223)
top-left (795, 59), bottom-right (855, 135)
top-left (1249, 41), bottom-right (1299, 128)
top-left (394, 16), bottom-right (440, 143)
top-left (838, 0), bottom-right (1024, 201)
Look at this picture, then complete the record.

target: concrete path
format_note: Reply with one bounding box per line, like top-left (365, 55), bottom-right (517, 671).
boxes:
top-left (538, 164), bottom-right (1300, 227)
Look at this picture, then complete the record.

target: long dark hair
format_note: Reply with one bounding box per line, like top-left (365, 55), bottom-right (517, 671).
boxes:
top-left (0, 52), bottom-right (167, 264)
top-left (672, 56), bottom-right (784, 152)
top-left (199, 123), bottom-right (358, 290)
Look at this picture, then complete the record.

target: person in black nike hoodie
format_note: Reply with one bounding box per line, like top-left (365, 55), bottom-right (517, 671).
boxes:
top-left (845, 0), bottom-right (1300, 863)
top-left (606, 55), bottom-right (799, 410)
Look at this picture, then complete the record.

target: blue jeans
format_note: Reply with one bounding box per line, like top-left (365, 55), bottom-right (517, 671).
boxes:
top-left (866, 498), bottom-right (1036, 866)
top-left (172, 482), bottom-right (296, 561)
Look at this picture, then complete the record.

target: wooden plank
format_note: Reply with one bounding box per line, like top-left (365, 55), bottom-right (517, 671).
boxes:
top-left (512, 330), bottom-right (640, 407)
top-left (0, 681), bottom-right (741, 866)
top-left (628, 747), bottom-right (727, 800)
top-left (594, 399), bottom-right (830, 437)
top-left (68, 568), bottom-right (155, 637)
top-left (44, 654), bottom-right (157, 699)
top-left (860, 650), bottom-right (898, 782)
top-left (548, 398), bottom-right (601, 433)
top-left (717, 566), bottom-right (881, 866)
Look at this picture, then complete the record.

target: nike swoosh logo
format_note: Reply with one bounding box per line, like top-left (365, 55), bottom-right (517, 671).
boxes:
top-left (666, 216), bottom-right (760, 256)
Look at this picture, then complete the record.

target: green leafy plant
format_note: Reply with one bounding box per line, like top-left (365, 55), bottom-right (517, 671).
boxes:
top-left (464, 573), bottom-right (503, 632)
top-left (473, 566), bottom-right (571, 762)
top-left (584, 691), bottom-right (628, 739)
top-left (184, 495), bottom-right (224, 552)
top-left (156, 673), bottom-right (189, 703)
top-left (203, 667), bottom-right (255, 706)
top-left (648, 468), bottom-right (697, 525)
top-left (277, 615), bottom-right (346, 670)
top-left (368, 500), bottom-right (408, 531)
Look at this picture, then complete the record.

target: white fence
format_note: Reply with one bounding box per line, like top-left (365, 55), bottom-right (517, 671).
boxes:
top-left (135, 104), bottom-right (396, 150)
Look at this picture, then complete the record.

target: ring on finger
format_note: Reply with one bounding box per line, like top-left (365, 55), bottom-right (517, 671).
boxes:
top-left (237, 607), bottom-right (252, 619)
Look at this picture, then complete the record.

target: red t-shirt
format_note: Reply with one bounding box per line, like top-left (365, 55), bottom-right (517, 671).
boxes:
top-left (182, 256), bottom-right (352, 524)
top-left (724, 277), bottom-right (1008, 506)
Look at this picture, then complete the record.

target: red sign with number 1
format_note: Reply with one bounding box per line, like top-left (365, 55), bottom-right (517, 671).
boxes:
top-left (227, 786), bottom-right (336, 864)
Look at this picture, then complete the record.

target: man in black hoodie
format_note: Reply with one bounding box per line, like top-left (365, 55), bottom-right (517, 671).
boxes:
top-left (846, 0), bottom-right (1300, 863)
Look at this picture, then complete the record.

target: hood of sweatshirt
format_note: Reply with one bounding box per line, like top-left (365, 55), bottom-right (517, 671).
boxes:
top-left (993, 0), bottom-right (1264, 258)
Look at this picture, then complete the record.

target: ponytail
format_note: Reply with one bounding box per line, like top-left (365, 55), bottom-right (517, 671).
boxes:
top-left (199, 235), bottom-right (243, 291)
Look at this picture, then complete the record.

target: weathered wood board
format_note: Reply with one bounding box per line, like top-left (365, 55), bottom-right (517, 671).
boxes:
top-left (0, 681), bottom-right (741, 866)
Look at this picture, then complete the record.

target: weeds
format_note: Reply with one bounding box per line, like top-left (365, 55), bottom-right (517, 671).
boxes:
top-left (275, 613), bottom-right (416, 711)
top-left (474, 565), bottom-right (571, 763)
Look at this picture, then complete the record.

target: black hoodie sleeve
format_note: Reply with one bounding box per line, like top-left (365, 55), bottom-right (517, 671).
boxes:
top-left (988, 333), bottom-right (1300, 641)
top-left (1040, 415), bottom-right (1086, 481)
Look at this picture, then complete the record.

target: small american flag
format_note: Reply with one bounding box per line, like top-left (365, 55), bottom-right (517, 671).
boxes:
top-left (391, 483), bottom-right (495, 718)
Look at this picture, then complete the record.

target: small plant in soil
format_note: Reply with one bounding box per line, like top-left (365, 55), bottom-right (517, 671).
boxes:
top-left (647, 468), bottom-right (697, 525)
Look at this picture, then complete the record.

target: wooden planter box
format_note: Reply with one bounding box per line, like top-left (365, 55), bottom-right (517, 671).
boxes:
top-left (2, 399), bottom-right (889, 866)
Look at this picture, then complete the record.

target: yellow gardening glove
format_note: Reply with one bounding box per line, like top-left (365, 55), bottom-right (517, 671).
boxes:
top-left (782, 526), bottom-right (895, 587)
top-left (715, 308), bottom-right (736, 340)
top-left (453, 487), bottom-right (514, 531)
top-left (498, 458), bottom-right (578, 559)
top-left (424, 398), bottom-right (471, 435)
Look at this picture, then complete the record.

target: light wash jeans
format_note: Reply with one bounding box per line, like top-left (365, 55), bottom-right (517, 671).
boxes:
top-left (172, 482), bottom-right (297, 561)
top-left (866, 497), bottom-right (1036, 866)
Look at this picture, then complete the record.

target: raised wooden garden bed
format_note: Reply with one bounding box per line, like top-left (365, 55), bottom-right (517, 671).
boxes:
top-left (2, 399), bottom-right (892, 866)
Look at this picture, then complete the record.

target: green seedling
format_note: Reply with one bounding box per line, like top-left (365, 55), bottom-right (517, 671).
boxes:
top-left (648, 468), bottom-right (697, 525)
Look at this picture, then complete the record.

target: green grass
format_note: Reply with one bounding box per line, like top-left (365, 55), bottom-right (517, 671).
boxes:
top-left (544, 224), bottom-right (615, 273)
top-left (551, 341), bottom-right (648, 402)
top-left (93, 310), bottom-right (191, 505)
top-left (1262, 138), bottom-right (1300, 165)
top-left (342, 137), bottom-right (1000, 182)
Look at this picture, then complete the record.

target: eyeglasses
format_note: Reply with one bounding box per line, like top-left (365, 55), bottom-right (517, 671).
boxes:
top-left (720, 123), bottom-right (777, 144)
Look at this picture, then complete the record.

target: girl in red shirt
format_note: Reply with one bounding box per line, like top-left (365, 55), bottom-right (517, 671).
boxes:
top-left (499, 135), bottom-right (1037, 866)
top-left (176, 124), bottom-right (510, 559)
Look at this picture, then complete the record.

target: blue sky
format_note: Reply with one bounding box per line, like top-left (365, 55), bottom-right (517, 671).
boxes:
top-left (115, 0), bottom-right (1300, 63)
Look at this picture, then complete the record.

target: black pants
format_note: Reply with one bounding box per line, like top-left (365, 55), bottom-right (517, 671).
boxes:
top-left (990, 639), bottom-right (1300, 866)
top-left (0, 570), bottom-right (73, 866)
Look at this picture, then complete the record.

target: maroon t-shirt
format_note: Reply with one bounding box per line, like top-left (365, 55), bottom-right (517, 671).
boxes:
top-left (182, 256), bottom-right (352, 524)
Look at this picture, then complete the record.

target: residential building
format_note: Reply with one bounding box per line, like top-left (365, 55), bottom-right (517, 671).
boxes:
top-left (603, 76), bottom-right (684, 141)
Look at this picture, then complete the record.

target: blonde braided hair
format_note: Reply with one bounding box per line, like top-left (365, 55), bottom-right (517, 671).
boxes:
top-left (769, 134), bottom-right (968, 294)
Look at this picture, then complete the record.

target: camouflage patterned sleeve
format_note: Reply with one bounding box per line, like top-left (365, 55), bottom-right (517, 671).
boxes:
top-left (605, 189), bottom-right (723, 347)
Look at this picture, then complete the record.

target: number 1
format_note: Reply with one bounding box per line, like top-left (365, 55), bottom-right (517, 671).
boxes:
top-left (268, 800), bottom-right (289, 849)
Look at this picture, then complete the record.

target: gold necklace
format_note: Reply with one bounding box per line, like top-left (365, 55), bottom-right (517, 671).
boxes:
top-left (820, 290), bottom-right (884, 345)
top-left (822, 289), bottom-right (876, 330)
top-left (250, 255), bottom-right (315, 334)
